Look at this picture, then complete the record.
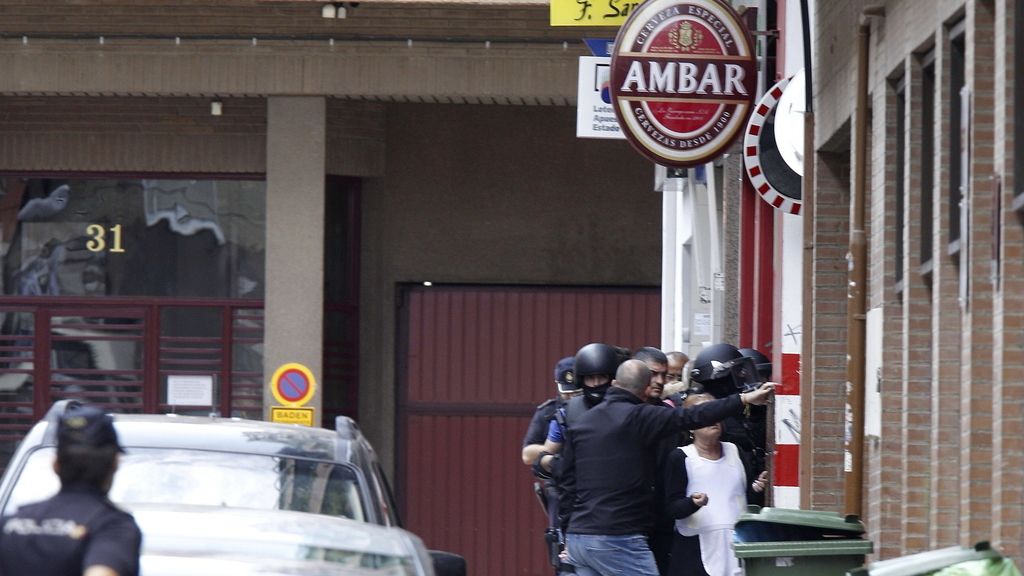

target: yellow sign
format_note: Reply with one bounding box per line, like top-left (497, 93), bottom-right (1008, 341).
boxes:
top-left (269, 363), bottom-right (317, 407)
top-left (271, 407), bottom-right (315, 427)
top-left (550, 0), bottom-right (638, 26)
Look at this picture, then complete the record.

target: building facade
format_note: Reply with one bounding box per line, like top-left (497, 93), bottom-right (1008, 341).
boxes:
top-left (0, 2), bottom-right (666, 572)
top-left (808, 0), bottom-right (1024, 562)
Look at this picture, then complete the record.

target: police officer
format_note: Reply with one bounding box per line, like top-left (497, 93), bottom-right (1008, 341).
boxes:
top-left (738, 347), bottom-right (773, 382)
top-left (690, 343), bottom-right (769, 472)
top-left (0, 403), bottom-right (142, 576)
top-left (543, 360), bottom-right (775, 576)
top-left (631, 347), bottom-right (678, 574)
top-left (521, 357), bottom-right (580, 574)
top-left (530, 344), bottom-right (626, 575)
top-left (522, 356), bottom-right (579, 466)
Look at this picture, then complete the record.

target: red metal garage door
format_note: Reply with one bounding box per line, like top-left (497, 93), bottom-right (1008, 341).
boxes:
top-left (396, 285), bottom-right (660, 576)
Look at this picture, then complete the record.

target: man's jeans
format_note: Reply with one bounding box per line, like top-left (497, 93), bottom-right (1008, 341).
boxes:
top-left (565, 533), bottom-right (660, 576)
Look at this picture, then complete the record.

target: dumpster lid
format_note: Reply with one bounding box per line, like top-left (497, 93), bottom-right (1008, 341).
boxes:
top-left (735, 506), bottom-right (866, 537)
top-left (733, 538), bottom-right (873, 559)
top-left (847, 542), bottom-right (1002, 576)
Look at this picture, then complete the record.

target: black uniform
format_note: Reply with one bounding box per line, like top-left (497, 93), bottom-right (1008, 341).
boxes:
top-left (523, 398), bottom-right (561, 448)
top-left (524, 397), bottom-right (575, 574)
top-left (556, 387), bottom-right (744, 535)
top-left (0, 483), bottom-right (142, 576)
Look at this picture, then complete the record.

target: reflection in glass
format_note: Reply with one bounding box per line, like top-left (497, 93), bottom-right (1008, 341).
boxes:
top-left (0, 178), bottom-right (265, 299)
top-left (48, 313), bottom-right (144, 410)
top-left (6, 447), bottom-right (366, 523)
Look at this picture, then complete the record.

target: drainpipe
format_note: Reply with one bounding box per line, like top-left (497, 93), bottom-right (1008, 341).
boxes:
top-left (846, 5), bottom-right (884, 519)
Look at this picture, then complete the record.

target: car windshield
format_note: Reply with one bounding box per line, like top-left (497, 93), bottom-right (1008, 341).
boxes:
top-left (4, 447), bottom-right (367, 522)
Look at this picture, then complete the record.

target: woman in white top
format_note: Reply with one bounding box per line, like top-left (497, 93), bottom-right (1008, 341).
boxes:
top-left (663, 394), bottom-right (767, 576)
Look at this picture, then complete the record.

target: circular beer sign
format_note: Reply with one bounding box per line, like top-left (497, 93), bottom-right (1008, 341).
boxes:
top-left (610, 0), bottom-right (757, 167)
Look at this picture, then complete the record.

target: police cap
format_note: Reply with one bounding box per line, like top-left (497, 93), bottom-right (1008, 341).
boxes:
top-left (58, 404), bottom-right (125, 453)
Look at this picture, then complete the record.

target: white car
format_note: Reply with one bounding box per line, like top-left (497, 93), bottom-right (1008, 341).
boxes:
top-left (133, 504), bottom-right (435, 575)
top-left (0, 401), bottom-right (465, 576)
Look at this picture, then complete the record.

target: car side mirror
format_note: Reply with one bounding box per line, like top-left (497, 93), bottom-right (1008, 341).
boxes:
top-left (430, 550), bottom-right (466, 576)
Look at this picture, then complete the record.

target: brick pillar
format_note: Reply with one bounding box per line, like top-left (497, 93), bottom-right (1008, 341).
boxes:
top-left (866, 80), bottom-right (903, 560)
top-left (805, 149), bottom-right (850, 511)
top-left (929, 29), bottom-right (962, 551)
top-left (901, 55), bottom-right (933, 554)
top-left (959, 0), bottom-right (996, 547)
top-left (992, 0), bottom-right (1024, 563)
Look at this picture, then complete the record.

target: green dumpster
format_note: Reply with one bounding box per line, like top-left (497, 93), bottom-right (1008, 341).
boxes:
top-left (732, 506), bottom-right (874, 576)
top-left (846, 541), bottom-right (1021, 576)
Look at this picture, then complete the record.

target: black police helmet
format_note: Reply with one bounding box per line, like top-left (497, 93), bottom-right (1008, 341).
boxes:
top-left (690, 343), bottom-right (744, 398)
top-left (738, 347), bottom-right (772, 381)
top-left (574, 343), bottom-right (621, 380)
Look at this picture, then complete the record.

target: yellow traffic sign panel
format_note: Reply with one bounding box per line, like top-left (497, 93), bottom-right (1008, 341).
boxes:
top-left (271, 407), bottom-right (314, 427)
top-left (550, 0), bottom-right (638, 26)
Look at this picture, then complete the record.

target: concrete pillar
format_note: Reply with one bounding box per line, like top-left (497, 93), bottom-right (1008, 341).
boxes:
top-left (263, 96), bottom-right (326, 425)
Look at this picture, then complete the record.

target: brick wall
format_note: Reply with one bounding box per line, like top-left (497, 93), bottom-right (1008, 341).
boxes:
top-left (959, 0), bottom-right (995, 547)
top-left (866, 72), bottom-right (903, 559)
top-left (992, 0), bottom-right (1024, 560)
top-left (929, 24), bottom-right (964, 552)
top-left (806, 147), bottom-right (851, 510)
top-left (0, 96), bottom-right (384, 175)
top-left (901, 55), bottom-right (933, 554)
top-left (813, 0), bottom-right (1023, 564)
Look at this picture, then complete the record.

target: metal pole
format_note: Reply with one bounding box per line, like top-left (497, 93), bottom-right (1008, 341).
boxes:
top-left (845, 5), bottom-right (885, 518)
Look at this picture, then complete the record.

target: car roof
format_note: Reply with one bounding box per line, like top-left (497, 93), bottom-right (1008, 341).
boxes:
top-left (33, 412), bottom-right (376, 468)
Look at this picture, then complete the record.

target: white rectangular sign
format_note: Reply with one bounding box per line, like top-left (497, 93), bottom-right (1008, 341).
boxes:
top-left (576, 56), bottom-right (624, 139)
top-left (167, 374), bottom-right (214, 406)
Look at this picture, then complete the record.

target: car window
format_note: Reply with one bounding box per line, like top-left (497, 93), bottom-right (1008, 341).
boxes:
top-left (5, 447), bottom-right (367, 522)
top-left (371, 462), bottom-right (402, 527)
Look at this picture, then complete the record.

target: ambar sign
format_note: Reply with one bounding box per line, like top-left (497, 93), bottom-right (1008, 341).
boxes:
top-left (611, 0), bottom-right (757, 167)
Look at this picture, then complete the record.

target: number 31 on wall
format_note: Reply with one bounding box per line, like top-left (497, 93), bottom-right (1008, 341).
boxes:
top-left (85, 224), bottom-right (126, 253)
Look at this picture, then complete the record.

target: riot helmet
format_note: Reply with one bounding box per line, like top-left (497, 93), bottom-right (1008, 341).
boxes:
top-left (690, 343), bottom-right (760, 398)
top-left (738, 348), bottom-right (773, 382)
top-left (574, 343), bottom-right (621, 405)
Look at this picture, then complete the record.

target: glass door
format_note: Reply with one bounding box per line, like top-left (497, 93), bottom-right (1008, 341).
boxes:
top-left (45, 307), bottom-right (148, 412)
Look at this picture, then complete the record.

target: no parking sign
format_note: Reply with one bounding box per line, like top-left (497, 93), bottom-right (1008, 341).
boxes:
top-left (269, 362), bottom-right (317, 426)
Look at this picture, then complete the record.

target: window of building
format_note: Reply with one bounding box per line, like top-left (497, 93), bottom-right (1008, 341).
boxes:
top-left (0, 177), bottom-right (266, 299)
top-left (948, 20), bottom-right (966, 260)
top-left (920, 50), bottom-right (936, 282)
top-left (1015, 0), bottom-right (1024, 210)
top-left (894, 72), bottom-right (907, 296)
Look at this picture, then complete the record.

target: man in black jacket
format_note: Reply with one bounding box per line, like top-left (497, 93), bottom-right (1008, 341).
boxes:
top-left (540, 359), bottom-right (774, 576)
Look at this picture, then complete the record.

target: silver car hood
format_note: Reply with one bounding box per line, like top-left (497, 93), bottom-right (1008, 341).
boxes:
top-left (127, 504), bottom-right (433, 576)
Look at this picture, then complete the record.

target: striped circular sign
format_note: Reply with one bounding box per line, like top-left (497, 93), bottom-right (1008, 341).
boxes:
top-left (743, 75), bottom-right (803, 215)
top-left (610, 0), bottom-right (757, 168)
